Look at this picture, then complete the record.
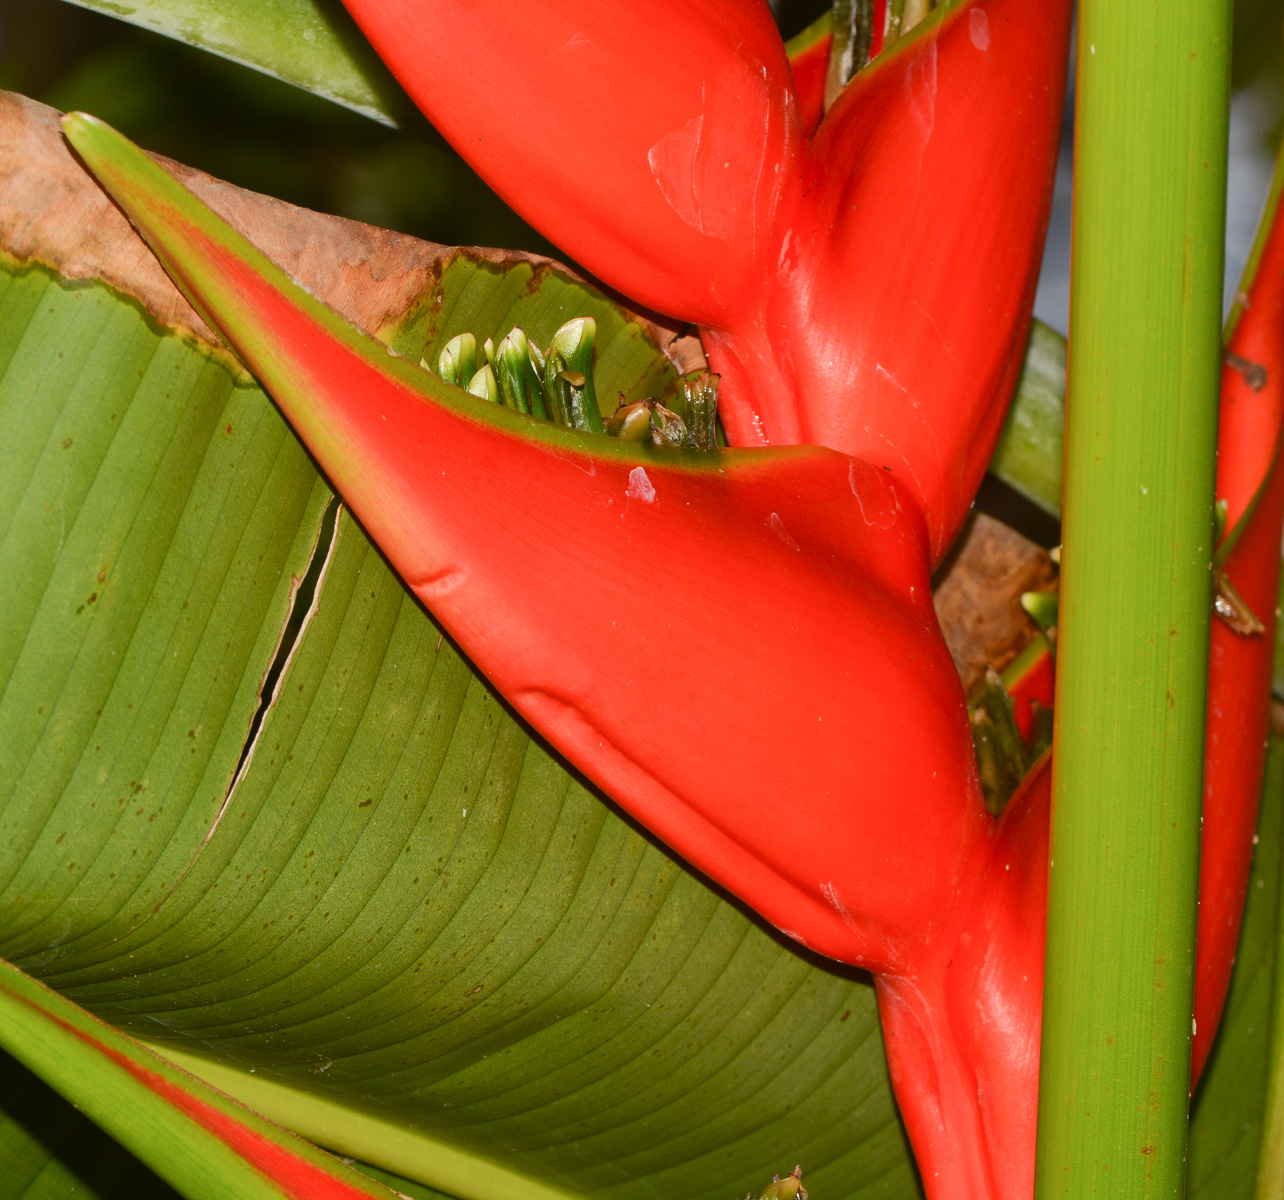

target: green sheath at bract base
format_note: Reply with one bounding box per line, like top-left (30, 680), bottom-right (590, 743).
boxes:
top-left (1033, 0), bottom-right (1230, 1196)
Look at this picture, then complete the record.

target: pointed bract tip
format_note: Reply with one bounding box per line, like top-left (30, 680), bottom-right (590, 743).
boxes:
top-left (60, 111), bottom-right (124, 167)
top-left (59, 110), bottom-right (99, 139)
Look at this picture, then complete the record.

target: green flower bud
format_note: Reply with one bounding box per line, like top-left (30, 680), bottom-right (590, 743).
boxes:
top-left (1020, 590), bottom-right (1059, 635)
top-left (543, 346), bottom-right (603, 434)
top-left (605, 397), bottom-right (653, 442)
top-left (547, 318), bottom-right (603, 433)
top-left (679, 370), bottom-right (721, 451)
top-left (438, 332), bottom-right (477, 388)
top-left (493, 328), bottom-right (549, 418)
top-left (467, 363), bottom-right (500, 404)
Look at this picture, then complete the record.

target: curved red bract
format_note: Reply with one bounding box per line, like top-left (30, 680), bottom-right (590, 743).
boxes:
top-left (1192, 187), bottom-right (1284, 1079)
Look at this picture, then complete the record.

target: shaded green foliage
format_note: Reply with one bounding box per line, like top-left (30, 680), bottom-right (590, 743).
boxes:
top-left (1189, 741), bottom-right (1284, 1196)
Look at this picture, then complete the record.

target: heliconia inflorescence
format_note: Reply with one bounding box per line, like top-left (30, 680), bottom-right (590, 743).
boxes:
top-left (59, 0), bottom-right (1284, 1192)
top-left (431, 318), bottom-right (722, 450)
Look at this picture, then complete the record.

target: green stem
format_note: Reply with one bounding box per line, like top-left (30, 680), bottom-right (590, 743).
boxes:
top-left (1033, 0), bottom-right (1230, 1195)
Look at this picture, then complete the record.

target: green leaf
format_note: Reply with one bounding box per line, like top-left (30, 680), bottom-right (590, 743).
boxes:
top-left (58, 0), bottom-right (416, 127)
top-left (0, 225), bottom-right (919, 1200)
top-left (1187, 738), bottom-right (1284, 1196)
top-left (989, 322), bottom-right (1066, 521)
top-left (0, 959), bottom-right (406, 1200)
top-left (0, 1045), bottom-right (454, 1200)
top-left (0, 1047), bottom-right (182, 1200)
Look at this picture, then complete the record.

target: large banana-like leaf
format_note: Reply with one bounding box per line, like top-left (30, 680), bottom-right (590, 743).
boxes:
top-left (0, 1048), bottom-right (184, 1200)
top-left (59, 0), bottom-right (414, 128)
top-left (0, 92), bottom-right (919, 1200)
top-left (0, 959), bottom-right (410, 1200)
top-left (0, 1044), bottom-right (452, 1199)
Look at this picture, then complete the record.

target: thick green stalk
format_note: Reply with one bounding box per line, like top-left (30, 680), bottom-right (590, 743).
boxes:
top-left (1033, 0), bottom-right (1229, 1195)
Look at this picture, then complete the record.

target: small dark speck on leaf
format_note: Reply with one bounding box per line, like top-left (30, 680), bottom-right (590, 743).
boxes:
top-left (60, 437), bottom-right (72, 449)
top-left (840, 1010), bottom-right (851, 1022)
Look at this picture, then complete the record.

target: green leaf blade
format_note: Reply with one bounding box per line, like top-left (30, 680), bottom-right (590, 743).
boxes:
top-left (0, 959), bottom-right (406, 1200)
top-left (59, 0), bottom-right (415, 127)
top-left (1188, 739), bottom-right (1284, 1197)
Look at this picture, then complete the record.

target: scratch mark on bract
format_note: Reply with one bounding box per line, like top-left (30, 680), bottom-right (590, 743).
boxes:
top-left (969, 9), bottom-right (991, 52)
top-left (770, 512), bottom-right (800, 550)
top-left (549, 30), bottom-right (592, 58)
top-left (626, 466), bottom-right (656, 503)
top-left (649, 112), bottom-right (709, 235)
top-left (545, 432), bottom-right (598, 476)
top-left (821, 880), bottom-right (861, 932)
top-left (875, 364), bottom-right (916, 407)
top-left (906, 39), bottom-right (939, 192)
top-left (849, 461), bottom-right (901, 529)
top-left (911, 299), bottom-right (961, 369)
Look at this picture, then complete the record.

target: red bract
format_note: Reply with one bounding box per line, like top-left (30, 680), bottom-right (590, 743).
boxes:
top-left (61, 36), bottom-right (1281, 1200)
top-left (62, 115), bottom-right (986, 977)
top-left (338, 0), bottom-right (1071, 559)
top-left (1192, 184), bottom-right (1284, 1079)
